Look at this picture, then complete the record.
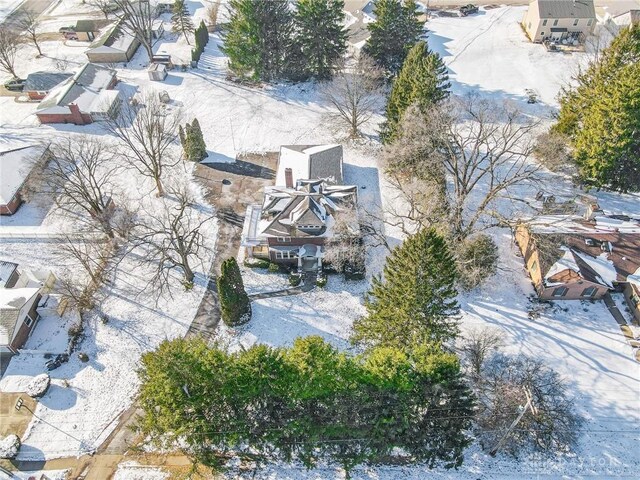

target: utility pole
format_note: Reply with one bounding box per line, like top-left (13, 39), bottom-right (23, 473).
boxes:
top-left (489, 387), bottom-right (538, 456)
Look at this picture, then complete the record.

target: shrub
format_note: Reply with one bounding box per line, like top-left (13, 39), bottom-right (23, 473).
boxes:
top-left (316, 276), bottom-right (327, 288)
top-left (244, 258), bottom-right (270, 269)
top-left (0, 434), bottom-right (20, 459)
top-left (268, 262), bottom-right (280, 273)
top-left (289, 274), bottom-right (301, 286)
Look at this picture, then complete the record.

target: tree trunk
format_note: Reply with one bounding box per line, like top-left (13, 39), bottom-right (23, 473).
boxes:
top-left (183, 262), bottom-right (194, 283)
top-left (155, 176), bottom-right (165, 197)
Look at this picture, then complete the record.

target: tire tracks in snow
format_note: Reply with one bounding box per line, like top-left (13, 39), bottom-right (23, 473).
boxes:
top-left (448, 7), bottom-right (513, 67)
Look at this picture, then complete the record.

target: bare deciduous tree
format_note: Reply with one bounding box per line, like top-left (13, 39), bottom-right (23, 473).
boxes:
top-left (322, 55), bottom-right (385, 138)
top-left (133, 187), bottom-right (212, 295)
top-left (323, 208), bottom-right (365, 273)
top-left (56, 237), bottom-right (115, 312)
top-left (534, 131), bottom-right (576, 175)
top-left (474, 353), bottom-right (584, 456)
top-left (459, 327), bottom-right (503, 379)
top-left (206, 0), bottom-right (220, 28)
top-left (385, 95), bottom-right (541, 241)
top-left (103, 91), bottom-right (182, 197)
top-left (455, 234), bottom-right (499, 290)
top-left (16, 10), bottom-right (42, 57)
top-left (88, 0), bottom-right (116, 19)
top-left (111, 0), bottom-right (155, 61)
top-left (42, 137), bottom-right (122, 239)
top-left (0, 28), bottom-right (21, 78)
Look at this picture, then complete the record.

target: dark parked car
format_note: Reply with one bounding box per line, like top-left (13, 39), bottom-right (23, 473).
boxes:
top-left (4, 78), bottom-right (25, 91)
top-left (459, 4), bottom-right (479, 16)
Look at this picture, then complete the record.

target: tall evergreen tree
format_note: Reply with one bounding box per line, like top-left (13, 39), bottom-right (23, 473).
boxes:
top-left (138, 336), bottom-right (474, 471)
top-left (222, 0), bottom-right (293, 81)
top-left (171, 0), bottom-right (195, 45)
top-left (382, 40), bottom-right (450, 143)
top-left (363, 0), bottom-right (423, 76)
top-left (554, 26), bottom-right (640, 192)
top-left (352, 228), bottom-right (459, 351)
top-left (184, 118), bottom-right (208, 161)
top-left (217, 257), bottom-right (251, 326)
top-left (292, 0), bottom-right (347, 80)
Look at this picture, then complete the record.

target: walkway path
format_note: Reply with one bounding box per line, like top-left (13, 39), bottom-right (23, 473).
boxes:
top-left (249, 272), bottom-right (316, 300)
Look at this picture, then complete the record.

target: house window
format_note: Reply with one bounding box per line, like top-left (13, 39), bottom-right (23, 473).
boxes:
top-left (581, 286), bottom-right (597, 298)
top-left (275, 251), bottom-right (297, 260)
top-left (542, 19), bottom-right (548, 26)
top-left (552, 286), bottom-right (568, 297)
top-left (276, 237), bottom-right (291, 243)
top-left (587, 19), bottom-right (593, 27)
top-left (573, 18), bottom-right (579, 26)
top-left (24, 314), bottom-right (34, 327)
top-left (530, 261), bottom-right (538, 273)
top-left (553, 19), bottom-right (559, 26)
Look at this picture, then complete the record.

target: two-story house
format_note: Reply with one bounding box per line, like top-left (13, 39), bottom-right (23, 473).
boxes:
top-left (241, 145), bottom-right (358, 271)
top-left (522, 0), bottom-right (596, 44)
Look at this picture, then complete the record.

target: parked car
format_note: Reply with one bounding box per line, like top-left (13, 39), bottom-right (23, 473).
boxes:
top-left (4, 78), bottom-right (25, 91)
top-left (459, 4), bottom-right (479, 16)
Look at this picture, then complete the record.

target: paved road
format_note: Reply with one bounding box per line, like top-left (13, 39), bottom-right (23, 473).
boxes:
top-left (2, 0), bottom-right (55, 27)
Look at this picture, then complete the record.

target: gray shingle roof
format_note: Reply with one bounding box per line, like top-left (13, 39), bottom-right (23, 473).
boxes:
top-left (536, 0), bottom-right (596, 19)
top-left (24, 72), bottom-right (72, 93)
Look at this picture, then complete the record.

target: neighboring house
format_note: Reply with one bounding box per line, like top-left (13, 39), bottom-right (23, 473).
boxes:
top-left (522, 0), bottom-right (596, 43)
top-left (85, 20), bottom-right (141, 63)
top-left (60, 19), bottom-right (111, 41)
top-left (0, 264), bottom-right (56, 353)
top-left (241, 145), bottom-right (358, 270)
top-left (0, 144), bottom-right (48, 215)
top-left (24, 71), bottom-right (73, 101)
top-left (515, 205), bottom-right (640, 321)
top-left (0, 287), bottom-right (42, 354)
top-left (36, 63), bottom-right (120, 125)
top-left (344, 0), bottom-right (376, 51)
top-left (0, 262), bottom-right (19, 289)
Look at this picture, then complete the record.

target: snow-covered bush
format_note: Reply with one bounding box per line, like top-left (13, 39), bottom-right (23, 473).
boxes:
top-left (0, 434), bottom-right (20, 459)
top-left (26, 373), bottom-right (50, 398)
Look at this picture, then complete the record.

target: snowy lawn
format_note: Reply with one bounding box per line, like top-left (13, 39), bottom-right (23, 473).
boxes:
top-left (113, 461), bottom-right (169, 480)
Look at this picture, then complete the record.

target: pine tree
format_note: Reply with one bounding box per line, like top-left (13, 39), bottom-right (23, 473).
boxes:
top-left (292, 0), bottom-right (347, 80)
top-left (222, 0), bottom-right (293, 81)
top-left (352, 228), bottom-right (459, 351)
top-left (172, 0), bottom-right (195, 45)
top-left (217, 257), bottom-right (251, 326)
top-left (363, 0), bottom-right (423, 76)
top-left (382, 40), bottom-right (449, 143)
top-left (184, 118), bottom-right (207, 161)
top-left (554, 26), bottom-right (640, 192)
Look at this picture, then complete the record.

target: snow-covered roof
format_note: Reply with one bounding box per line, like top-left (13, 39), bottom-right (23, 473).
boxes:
top-left (535, 0), bottom-right (596, 19)
top-left (87, 20), bottom-right (137, 53)
top-left (24, 72), bottom-right (73, 93)
top-left (276, 144), bottom-right (343, 186)
top-left (0, 145), bottom-right (44, 205)
top-left (0, 287), bottom-right (40, 346)
top-left (0, 262), bottom-right (18, 288)
top-left (37, 63), bottom-right (117, 115)
top-left (545, 247), bottom-right (580, 282)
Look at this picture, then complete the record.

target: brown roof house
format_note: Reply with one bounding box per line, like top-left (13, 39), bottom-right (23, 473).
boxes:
top-left (515, 204), bottom-right (640, 322)
top-left (0, 262), bottom-right (56, 354)
top-left (241, 145), bottom-right (358, 272)
top-left (522, 0), bottom-right (596, 44)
